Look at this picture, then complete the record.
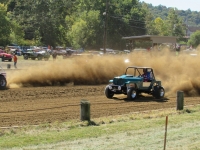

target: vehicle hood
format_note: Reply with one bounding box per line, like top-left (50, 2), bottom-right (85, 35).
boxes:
top-left (1, 53), bottom-right (12, 57)
top-left (110, 74), bottom-right (143, 85)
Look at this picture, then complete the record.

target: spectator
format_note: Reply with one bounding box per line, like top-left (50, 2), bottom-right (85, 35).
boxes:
top-left (13, 53), bottom-right (18, 69)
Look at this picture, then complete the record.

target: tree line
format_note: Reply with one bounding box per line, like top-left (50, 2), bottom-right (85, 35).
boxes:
top-left (147, 3), bottom-right (200, 27)
top-left (0, 0), bottom-right (198, 50)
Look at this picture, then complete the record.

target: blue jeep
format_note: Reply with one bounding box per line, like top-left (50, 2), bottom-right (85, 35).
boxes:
top-left (105, 66), bottom-right (165, 100)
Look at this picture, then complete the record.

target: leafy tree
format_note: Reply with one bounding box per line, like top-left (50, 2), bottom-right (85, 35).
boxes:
top-left (9, 20), bottom-right (24, 45)
top-left (65, 0), bottom-right (147, 50)
top-left (0, 3), bottom-right (11, 46)
top-left (166, 8), bottom-right (185, 38)
top-left (5, 0), bottom-right (198, 50)
top-left (103, 0), bottom-right (147, 49)
top-left (6, 0), bottom-right (75, 47)
top-left (66, 10), bottom-right (100, 49)
top-left (154, 17), bottom-right (168, 36)
top-left (0, 0), bottom-right (9, 4)
top-left (188, 30), bottom-right (200, 47)
top-left (142, 3), bottom-right (158, 35)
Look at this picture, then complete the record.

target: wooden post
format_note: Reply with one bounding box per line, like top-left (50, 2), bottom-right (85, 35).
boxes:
top-left (164, 116), bottom-right (168, 150)
top-left (177, 91), bottom-right (184, 110)
top-left (80, 100), bottom-right (90, 121)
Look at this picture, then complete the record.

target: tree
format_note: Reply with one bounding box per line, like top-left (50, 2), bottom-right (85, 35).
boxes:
top-left (66, 10), bottom-right (100, 49)
top-left (9, 20), bottom-right (24, 45)
top-left (142, 3), bottom-right (158, 35)
top-left (65, 0), bottom-right (147, 49)
top-left (0, 3), bottom-right (11, 46)
top-left (100, 0), bottom-right (146, 49)
top-left (3, 0), bottom-right (153, 50)
top-left (188, 30), bottom-right (200, 48)
top-left (166, 8), bottom-right (185, 38)
top-left (6, 0), bottom-right (75, 47)
top-left (154, 17), bottom-right (169, 36)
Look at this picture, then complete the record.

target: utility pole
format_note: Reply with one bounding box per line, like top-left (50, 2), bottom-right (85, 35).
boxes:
top-left (103, 0), bottom-right (108, 54)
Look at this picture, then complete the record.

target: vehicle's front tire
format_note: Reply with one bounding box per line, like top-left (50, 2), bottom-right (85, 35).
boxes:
top-left (24, 54), bottom-right (28, 60)
top-left (105, 85), bottom-right (114, 99)
top-left (0, 75), bottom-right (7, 90)
top-left (127, 87), bottom-right (138, 100)
top-left (38, 55), bottom-right (43, 60)
top-left (153, 85), bottom-right (165, 99)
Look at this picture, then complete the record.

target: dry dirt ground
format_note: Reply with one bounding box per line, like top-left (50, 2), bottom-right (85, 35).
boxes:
top-left (1, 85), bottom-right (200, 127)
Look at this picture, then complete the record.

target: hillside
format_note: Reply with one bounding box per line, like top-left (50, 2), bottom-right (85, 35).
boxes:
top-left (145, 3), bottom-right (200, 26)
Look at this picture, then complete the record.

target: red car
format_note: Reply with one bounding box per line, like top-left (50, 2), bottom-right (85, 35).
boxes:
top-left (0, 49), bottom-right (13, 62)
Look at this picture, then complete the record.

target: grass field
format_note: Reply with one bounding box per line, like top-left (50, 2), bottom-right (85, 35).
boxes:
top-left (0, 105), bottom-right (200, 150)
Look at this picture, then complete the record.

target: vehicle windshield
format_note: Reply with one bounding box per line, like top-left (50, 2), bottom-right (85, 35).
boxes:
top-left (125, 67), bottom-right (153, 78)
top-left (125, 67), bottom-right (141, 76)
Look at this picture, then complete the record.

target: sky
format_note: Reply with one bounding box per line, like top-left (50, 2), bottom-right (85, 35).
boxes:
top-left (141, 0), bottom-right (200, 11)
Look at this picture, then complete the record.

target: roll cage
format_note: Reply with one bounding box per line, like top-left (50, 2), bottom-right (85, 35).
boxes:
top-left (125, 66), bottom-right (155, 81)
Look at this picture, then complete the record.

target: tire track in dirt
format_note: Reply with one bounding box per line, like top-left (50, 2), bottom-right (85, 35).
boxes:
top-left (0, 85), bottom-right (200, 127)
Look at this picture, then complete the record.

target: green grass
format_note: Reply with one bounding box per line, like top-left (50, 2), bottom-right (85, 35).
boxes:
top-left (0, 106), bottom-right (200, 149)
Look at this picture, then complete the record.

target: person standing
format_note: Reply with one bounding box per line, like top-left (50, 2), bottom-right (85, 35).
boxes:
top-left (13, 53), bottom-right (18, 68)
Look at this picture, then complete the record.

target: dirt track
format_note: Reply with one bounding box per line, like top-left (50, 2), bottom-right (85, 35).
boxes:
top-left (1, 52), bottom-right (200, 127)
top-left (0, 85), bottom-right (200, 127)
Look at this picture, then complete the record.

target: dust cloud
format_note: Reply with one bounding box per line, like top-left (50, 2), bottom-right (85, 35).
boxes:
top-left (6, 48), bottom-right (200, 96)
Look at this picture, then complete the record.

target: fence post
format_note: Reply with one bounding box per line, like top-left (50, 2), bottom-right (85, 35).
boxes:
top-left (80, 100), bottom-right (90, 121)
top-left (164, 116), bottom-right (168, 150)
top-left (177, 91), bottom-right (184, 110)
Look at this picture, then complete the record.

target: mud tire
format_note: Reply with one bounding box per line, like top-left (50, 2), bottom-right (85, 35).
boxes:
top-left (153, 86), bottom-right (165, 99)
top-left (105, 85), bottom-right (114, 99)
top-left (127, 87), bottom-right (138, 101)
top-left (0, 75), bottom-right (7, 90)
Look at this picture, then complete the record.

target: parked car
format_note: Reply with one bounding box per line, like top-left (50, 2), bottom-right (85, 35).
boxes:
top-left (0, 49), bottom-right (13, 62)
top-left (105, 66), bottom-right (165, 100)
top-left (7, 46), bottom-right (22, 56)
top-left (23, 49), bottom-right (50, 60)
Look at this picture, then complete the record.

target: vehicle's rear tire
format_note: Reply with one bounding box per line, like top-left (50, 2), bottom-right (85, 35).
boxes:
top-left (0, 75), bottom-right (7, 90)
top-left (105, 85), bottom-right (114, 99)
top-left (127, 87), bottom-right (138, 100)
top-left (153, 85), bottom-right (165, 99)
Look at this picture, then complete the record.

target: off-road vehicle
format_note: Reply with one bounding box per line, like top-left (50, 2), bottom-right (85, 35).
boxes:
top-left (0, 66), bottom-right (7, 90)
top-left (105, 66), bottom-right (165, 100)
